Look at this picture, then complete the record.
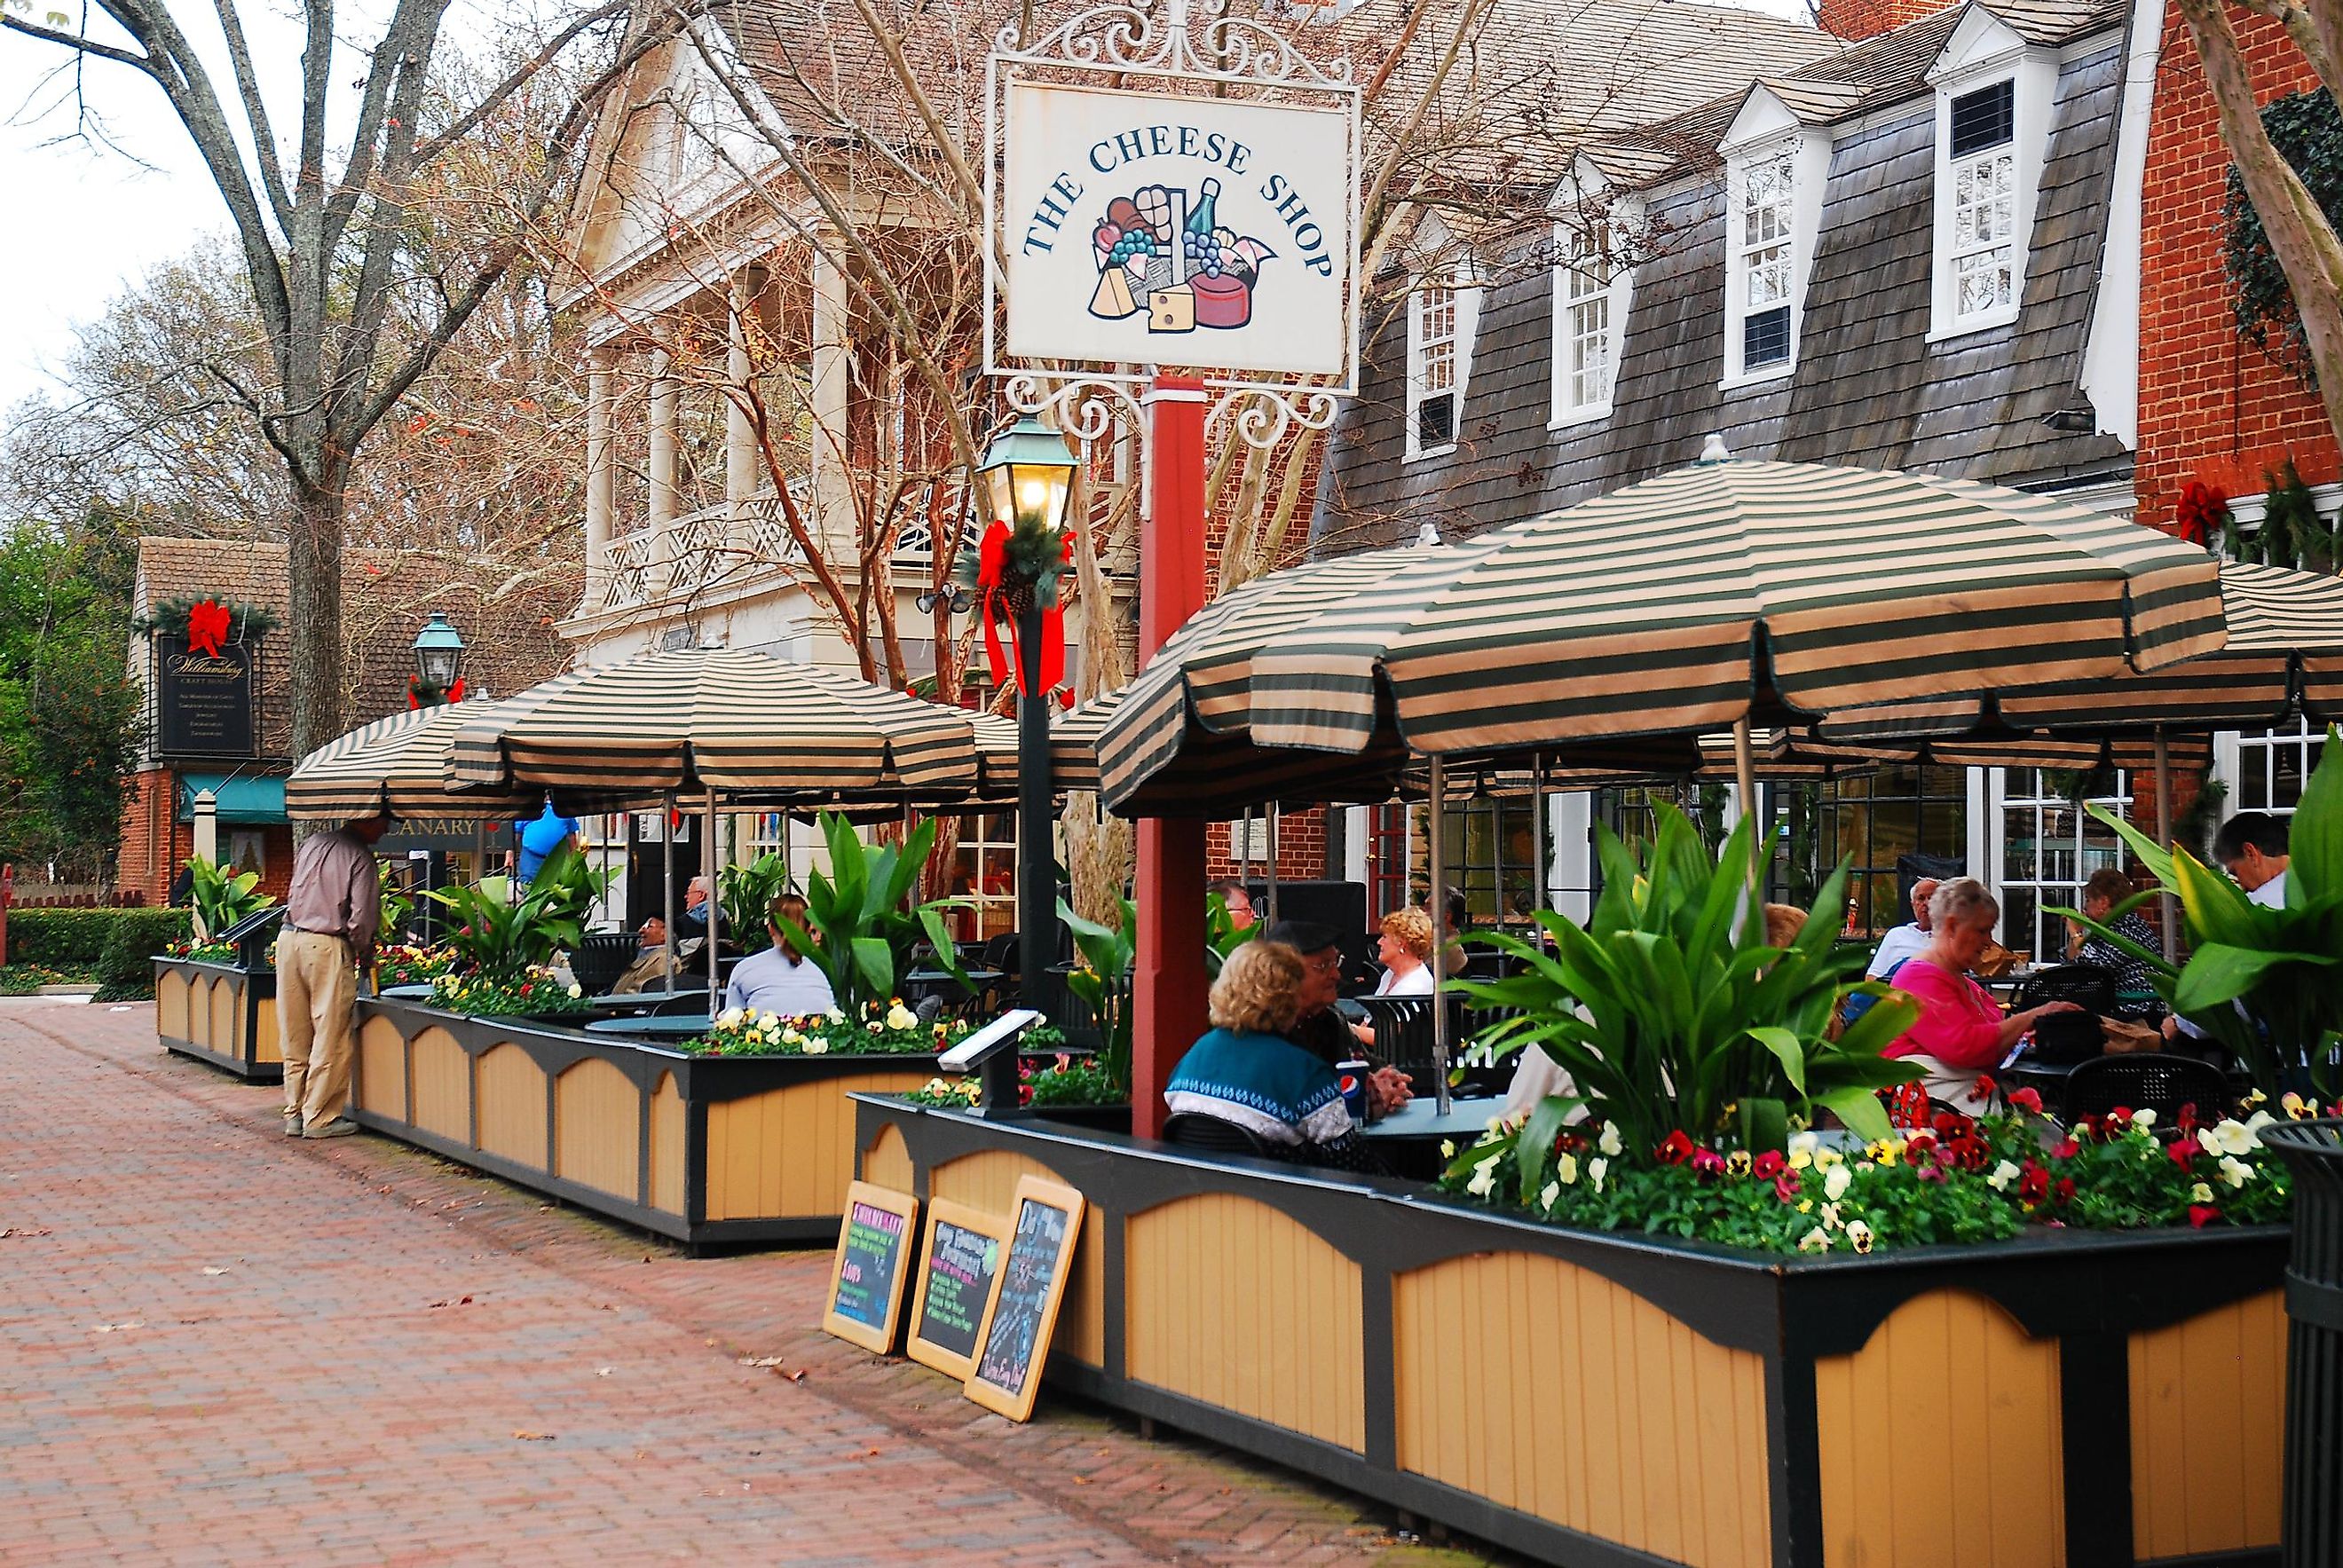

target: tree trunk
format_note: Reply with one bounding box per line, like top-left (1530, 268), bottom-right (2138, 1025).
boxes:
top-left (2181, 0), bottom-right (2343, 451)
top-left (286, 472), bottom-right (347, 764)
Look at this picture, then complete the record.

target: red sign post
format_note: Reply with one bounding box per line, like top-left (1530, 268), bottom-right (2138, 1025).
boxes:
top-left (1131, 374), bottom-right (1211, 1139)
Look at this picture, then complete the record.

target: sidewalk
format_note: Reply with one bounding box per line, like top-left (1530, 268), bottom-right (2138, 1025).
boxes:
top-left (0, 1000), bottom-right (1495, 1566)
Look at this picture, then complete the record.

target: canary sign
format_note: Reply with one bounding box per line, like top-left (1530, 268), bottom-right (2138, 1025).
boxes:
top-left (1000, 82), bottom-right (1355, 382)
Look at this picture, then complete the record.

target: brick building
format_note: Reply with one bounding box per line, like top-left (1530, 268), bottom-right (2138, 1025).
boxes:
top-left (116, 539), bottom-right (578, 906)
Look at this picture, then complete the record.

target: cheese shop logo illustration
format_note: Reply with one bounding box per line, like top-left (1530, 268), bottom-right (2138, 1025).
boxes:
top-left (1085, 179), bottom-right (1274, 334)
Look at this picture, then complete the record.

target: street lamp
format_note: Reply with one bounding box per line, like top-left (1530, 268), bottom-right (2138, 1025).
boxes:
top-left (976, 416), bottom-right (1077, 1113)
top-left (411, 614), bottom-right (467, 705)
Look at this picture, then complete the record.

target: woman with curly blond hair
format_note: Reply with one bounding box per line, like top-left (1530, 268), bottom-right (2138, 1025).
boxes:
top-left (1164, 941), bottom-right (1354, 1153)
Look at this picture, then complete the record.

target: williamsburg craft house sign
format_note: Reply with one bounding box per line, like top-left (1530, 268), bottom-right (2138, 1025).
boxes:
top-left (986, 2), bottom-right (1361, 391)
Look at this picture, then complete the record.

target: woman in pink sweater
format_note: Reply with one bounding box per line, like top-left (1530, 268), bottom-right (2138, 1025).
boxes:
top-left (1887, 878), bottom-right (2081, 1114)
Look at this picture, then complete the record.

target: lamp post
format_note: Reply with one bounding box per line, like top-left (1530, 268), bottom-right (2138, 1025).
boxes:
top-left (410, 614), bottom-right (467, 706)
top-left (977, 416), bottom-right (1077, 1110)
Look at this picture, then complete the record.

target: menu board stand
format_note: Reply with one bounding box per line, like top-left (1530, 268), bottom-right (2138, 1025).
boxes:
top-left (820, 1181), bottom-right (921, 1355)
top-left (963, 1176), bottom-right (1086, 1422)
top-left (906, 1199), bottom-right (1010, 1381)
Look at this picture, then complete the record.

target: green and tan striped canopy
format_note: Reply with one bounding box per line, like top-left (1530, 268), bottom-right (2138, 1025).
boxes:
top-left (971, 696), bottom-right (1111, 798)
top-left (1099, 460), bottom-right (2226, 812)
top-left (1823, 560), bottom-right (2343, 744)
top-left (447, 648), bottom-right (982, 800)
top-left (287, 702), bottom-right (549, 823)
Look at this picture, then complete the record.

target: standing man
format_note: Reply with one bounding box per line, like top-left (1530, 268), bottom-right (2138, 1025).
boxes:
top-left (279, 811), bottom-right (390, 1139)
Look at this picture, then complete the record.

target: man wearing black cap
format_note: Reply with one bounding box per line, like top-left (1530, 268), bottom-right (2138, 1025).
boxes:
top-left (1265, 918), bottom-right (1413, 1115)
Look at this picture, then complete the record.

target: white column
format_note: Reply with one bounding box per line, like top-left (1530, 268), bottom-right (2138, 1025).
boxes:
top-left (810, 246), bottom-right (852, 558)
top-left (648, 330), bottom-right (679, 529)
top-left (726, 277), bottom-right (758, 513)
top-left (584, 348), bottom-right (615, 604)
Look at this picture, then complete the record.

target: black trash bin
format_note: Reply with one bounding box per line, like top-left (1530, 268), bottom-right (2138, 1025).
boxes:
top-left (2267, 1119), bottom-right (2343, 1566)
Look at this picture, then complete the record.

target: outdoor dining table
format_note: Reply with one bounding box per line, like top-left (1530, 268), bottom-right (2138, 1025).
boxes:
top-left (583, 988), bottom-right (713, 1014)
top-left (1360, 1095), bottom-right (1508, 1179)
top-left (582, 1014), bottom-right (714, 1039)
top-left (901, 967), bottom-right (1005, 1011)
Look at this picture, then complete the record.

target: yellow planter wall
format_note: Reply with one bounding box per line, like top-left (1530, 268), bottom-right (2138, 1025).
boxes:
top-left (2129, 1291), bottom-right (2285, 1561)
top-left (931, 1149), bottom-right (1105, 1367)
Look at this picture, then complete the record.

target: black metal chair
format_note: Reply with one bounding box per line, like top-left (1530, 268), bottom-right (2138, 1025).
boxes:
top-left (1162, 1112), bottom-right (1272, 1157)
top-left (643, 989), bottom-right (714, 1018)
top-left (569, 933), bottom-right (639, 997)
top-left (2060, 1053), bottom-right (2234, 1127)
top-left (2016, 963), bottom-right (2119, 1065)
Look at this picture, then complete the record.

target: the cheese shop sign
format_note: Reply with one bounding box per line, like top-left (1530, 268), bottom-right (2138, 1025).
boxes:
top-left (1002, 82), bottom-right (1353, 379)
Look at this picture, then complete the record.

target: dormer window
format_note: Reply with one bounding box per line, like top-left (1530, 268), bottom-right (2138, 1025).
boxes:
top-left (1927, 11), bottom-right (2055, 339)
top-left (1737, 150), bottom-right (1795, 373)
top-left (1716, 115), bottom-right (1826, 388)
top-left (1550, 214), bottom-right (1637, 427)
top-left (1407, 272), bottom-right (1479, 460)
top-left (1947, 81), bottom-right (2016, 320)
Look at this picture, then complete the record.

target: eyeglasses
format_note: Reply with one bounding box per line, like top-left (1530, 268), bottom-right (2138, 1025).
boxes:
top-left (1305, 955), bottom-right (1342, 974)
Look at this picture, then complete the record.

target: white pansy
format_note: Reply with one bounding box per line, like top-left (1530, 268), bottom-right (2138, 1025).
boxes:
top-left (567, 984), bottom-right (582, 999)
top-left (1812, 1146), bottom-right (1843, 1171)
top-left (1787, 1131), bottom-right (1820, 1160)
top-left (2197, 1127), bottom-right (2224, 1157)
top-left (717, 1007), bottom-right (746, 1028)
top-left (1440, 1139), bottom-right (1456, 1159)
top-left (1845, 1220), bottom-right (1875, 1254)
top-left (2242, 1110), bottom-right (2279, 1148)
top-left (2219, 1154), bottom-right (2255, 1189)
top-left (759, 1013), bottom-right (781, 1031)
top-left (1823, 1163), bottom-right (1852, 1202)
top-left (782, 1028), bottom-right (802, 1045)
top-left (1987, 1160), bottom-right (2021, 1193)
top-left (1588, 1157), bottom-right (1608, 1193)
top-left (2131, 1107), bottom-right (2157, 1130)
top-left (1797, 1226), bottom-right (1831, 1253)
top-left (1598, 1123), bottom-right (1624, 1158)
top-left (1819, 1202), bottom-right (1842, 1229)
top-left (2211, 1120), bottom-right (2259, 1157)
top-left (1539, 1181), bottom-right (1561, 1210)
top-left (1556, 1153), bottom-right (1580, 1186)
top-left (826, 1007), bottom-right (846, 1023)
top-left (1465, 1161), bottom-right (1498, 1198)
top-left (2191, 1181), bottom-right (2216, 1203)
top-left (886, 1006), bottom-right (918, 1031)
top-left (803, 1038), bottom-right (829, 1055)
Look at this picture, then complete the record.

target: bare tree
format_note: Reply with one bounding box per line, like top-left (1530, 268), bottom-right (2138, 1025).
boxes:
top-left (4, 1), bottom-right (689, 754)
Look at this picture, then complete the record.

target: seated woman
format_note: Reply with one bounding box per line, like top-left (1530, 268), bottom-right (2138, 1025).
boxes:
top-left (1348, 907), bottom-right (1437, 1052)
top-left (1887, 878), bottom-right (2081, 1115)
top-left (723, 894), bottom-right (835, 1018)
top-left (1166, 942), bottom-right (1357, 1158)
top-left (2070, 867), bottom-right (2160, 1019)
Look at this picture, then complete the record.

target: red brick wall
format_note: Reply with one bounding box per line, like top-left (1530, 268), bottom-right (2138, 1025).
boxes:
top-left (1203, 808), bottom-right (1328, 883)
top-left (114, 769), bottom-right (295, 907)
top-left (2136, 3), bottom-right (2342, 530)
top-left (1817, 0), bottom-right (1952, 42)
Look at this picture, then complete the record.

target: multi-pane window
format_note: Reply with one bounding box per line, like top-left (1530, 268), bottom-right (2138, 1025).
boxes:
top-left (1948, 81), bottom-right (2017, 321)
top-left (2233, 720), bottom-right (2328, 817)
top-left (1812, 766), bottom-right (1969, 937)
top-left (1414, 284), bottom-right (1457, 449)
top-left (1739, 150), bottom-right (1796, 371)
top-left (1561, 244), bottom-right (1615, 412)
top-left (947, 810), bottom-right (1019, 941)
top-left (2000, 768), bottom-right (2131, 962)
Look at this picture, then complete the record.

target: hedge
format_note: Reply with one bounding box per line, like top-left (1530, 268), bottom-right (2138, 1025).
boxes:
top-left (95, 910), bottom-right (200, 1002)
top-left (5, 908), bottom-right (175, 967)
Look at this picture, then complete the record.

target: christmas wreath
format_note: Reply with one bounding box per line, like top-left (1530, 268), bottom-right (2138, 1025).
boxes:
top-left (957, 507), bottom-right (1076, 705)
top-left (132, 596), bottom-right (281, 654)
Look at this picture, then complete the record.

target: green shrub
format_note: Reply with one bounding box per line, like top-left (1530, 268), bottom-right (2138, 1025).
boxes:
top-left (7, 907), bottom-right (142, 966)
top-left (94, 909), bottom-right (196, 1001)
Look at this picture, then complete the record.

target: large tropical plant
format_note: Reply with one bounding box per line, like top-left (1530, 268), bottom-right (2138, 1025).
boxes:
top-left (186, 855), bottom-right (273, 940)
top-left (771, 812), bottom-right (966, 1016)
top-left (424, 842), bottom-right (610, 979)
top-left (2061, 729), bottom-right (2343, 1099)
top-left (718, 851), bottom-right (794, 954)
top-left (1459, 804), bottom-right (1918, 1195)
top-left (1059, 894), bottom-right (1135, 1098)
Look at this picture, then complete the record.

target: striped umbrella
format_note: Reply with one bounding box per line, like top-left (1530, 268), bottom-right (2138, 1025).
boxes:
top-left (287, 701), bottom-right (553, 823)
top-left (447, 648), bottom-right (982, 800)
top-left (1100, 460), bottom-right (2227, 811)
top-left (971, 696), bottom-right (1112, 798)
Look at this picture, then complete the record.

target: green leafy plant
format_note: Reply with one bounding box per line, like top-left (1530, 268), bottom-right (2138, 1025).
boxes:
top-left (185, 855), bottom-right (273, 940)
top-left (379, 863), bottom-right (413, 945)
top-left (429, 966), bottom-right (588, 1016)
top-left (2062, 728), bottom-right (2343, 1100)
top-left (1026, 1054), bottom-right (1122, 1107)
top-left (719, 852), bottom-right (795, 954)
top-left (1460, 803), bottom-right (1919, 1198)
top-left (2225, 90), bottom-right (2343, 386)
top-left (1059, 894), bottom-right (1135, 1099)
top-left (99, 908), bottom-right (196, 999)
top-left (770, 813), bottom-right (966, 1018)
top-left (424, 841), bottom-right (610, 981)
top-left (691, 997), bottom-right (969, 1058)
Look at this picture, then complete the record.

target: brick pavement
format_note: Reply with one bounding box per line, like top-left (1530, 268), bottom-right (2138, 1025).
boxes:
top-left (0, 1000), bottom-right (1508, 1567)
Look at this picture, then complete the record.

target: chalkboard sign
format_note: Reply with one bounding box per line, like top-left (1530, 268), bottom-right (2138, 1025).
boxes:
top-left (820, 1182), bottom-right (920, 1354)
top-left (154, 634), bottom-right (256, 759)
top-left (964, 1176), bottom-right (1086, 1422)
top-left (907, 1199), bottom-right (1008, 1381)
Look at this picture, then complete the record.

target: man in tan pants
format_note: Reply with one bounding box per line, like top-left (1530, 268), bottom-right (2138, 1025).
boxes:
top-left (279, 812), bottom-right (390, 1138)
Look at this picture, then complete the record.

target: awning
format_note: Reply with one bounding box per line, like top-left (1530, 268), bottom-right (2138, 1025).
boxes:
top-left (177, 773), bottom-right (288, 825)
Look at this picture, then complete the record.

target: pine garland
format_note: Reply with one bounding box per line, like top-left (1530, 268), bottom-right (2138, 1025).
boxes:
top-left (131, 596), bottom-right (281, 643)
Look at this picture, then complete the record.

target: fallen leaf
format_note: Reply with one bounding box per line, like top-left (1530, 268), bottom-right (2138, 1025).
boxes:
top-left (785, 1369), bottom-right (807, 1383)
top-left (0, 1227), bottom-right (53, 1240)
top-left (739, 1356), bottom-right (788, 1368)
top-left (596, 1367), bottom-right (614, 1377)
top-left (90, 1322), bottom-right (143, 1333)
top-left (1072, 1476), bottom-right (1091, 1485)
top-left (513, 1430), bottom-right (555, 1441)
top-left (201, 1267), bottom-right (230, 1277)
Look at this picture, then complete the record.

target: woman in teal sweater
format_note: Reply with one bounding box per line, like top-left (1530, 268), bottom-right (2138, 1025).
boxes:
top-left (1165, 941), bottom-right (1355, 1151)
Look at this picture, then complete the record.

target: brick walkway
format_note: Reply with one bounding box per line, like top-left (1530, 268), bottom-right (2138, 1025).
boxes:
top-left (0, 1000), bottom-right (1504, 1566)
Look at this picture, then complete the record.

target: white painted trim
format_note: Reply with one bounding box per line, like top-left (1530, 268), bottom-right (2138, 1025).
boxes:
top-left (2077, 0), bottom-right (2159, 451)
top-left (1404, 268), bottom-right (1480, 464)
top-left (1344, 804), bottom-right (1370, 888)
top-left (1552, 792), bottom-right (1594, 924)
top-left (1548, 204), bottom-right (1639, 429)
top-left (1720, 130), bottom-right (1829, 385)
top-left (1926, 43), bottom-right (2057, 341)
top-left (2221, 480), bottom-right (2343, 526)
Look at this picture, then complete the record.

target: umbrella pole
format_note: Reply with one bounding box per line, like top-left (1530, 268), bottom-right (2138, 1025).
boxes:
top-left (1428, 754), bottom-right (1452, 1117)
top-left (2154, 726), bottom-right (2179, 964)
top-left (1266, 805), bottom-right (1281, 926)
top-left (1733, 717), bottom-right (1761, 888)
top-left (1532, 752), bottom-right (1547, 915)
top-left (706, 788), bottom-right (720, 1008)
top-left (663, 791), bottom-right (677, 993)
top-left (473, 820), bottom-right (485, 889)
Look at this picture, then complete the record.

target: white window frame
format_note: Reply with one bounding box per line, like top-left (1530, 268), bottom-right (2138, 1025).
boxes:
top-left (1717, 117), bottom-right (1829, 390)
top-left (1406, 264), bottom-right (1480, 462)
top-left (1987, 766), bottom-right (2134, 963)
top-left (2215, 721), bottom-right (2329, 822)
top-left (1926, 16), bottom-right (2056, 341)
top-left (1549, 213), bottom-right (1637, 429)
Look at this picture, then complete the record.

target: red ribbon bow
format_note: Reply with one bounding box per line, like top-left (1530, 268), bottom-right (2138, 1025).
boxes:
top-left (186, 599), bottom-right (231, 658)
top-left (974, 520), bottom-right (1075, 706)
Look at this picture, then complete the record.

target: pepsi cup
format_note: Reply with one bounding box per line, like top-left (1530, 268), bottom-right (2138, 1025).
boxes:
top-left (1336, 1060), bottom-right (1369, 1123)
